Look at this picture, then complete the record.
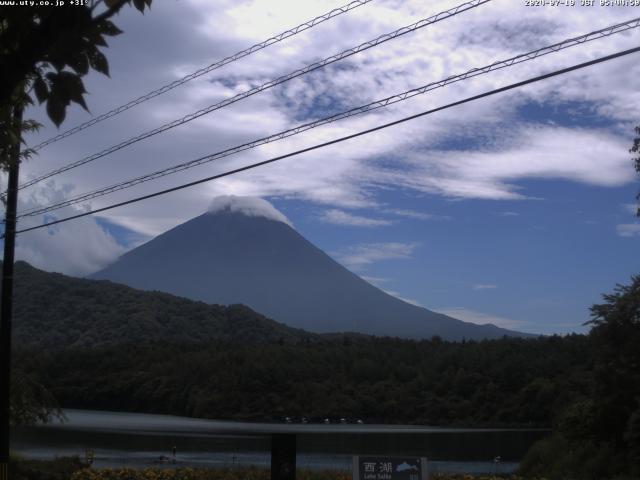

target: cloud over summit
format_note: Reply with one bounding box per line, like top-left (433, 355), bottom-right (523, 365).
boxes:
top-left (207, 195), bottom-right (293, 227)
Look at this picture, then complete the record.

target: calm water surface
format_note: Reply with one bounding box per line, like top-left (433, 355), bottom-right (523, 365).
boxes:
top-left (12, 410), bottom-right (549, 474)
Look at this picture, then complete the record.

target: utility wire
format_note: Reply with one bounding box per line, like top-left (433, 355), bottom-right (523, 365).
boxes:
top-left (30, 0), bottom-right (376, 152)
top-left (11, 45), bottom-right (640, 237)
top-left (17, 16), bottom-right (640, 219)
top-left (13, 0), bottom-right (490, 193)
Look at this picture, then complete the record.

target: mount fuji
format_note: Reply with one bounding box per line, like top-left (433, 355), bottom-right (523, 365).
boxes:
top-left (92, 196), bottom-right (530, 340)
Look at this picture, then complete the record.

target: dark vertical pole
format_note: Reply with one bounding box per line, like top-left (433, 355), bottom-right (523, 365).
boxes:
top-left (271, 434), bottom-right (296, 480)
top-left (0, 104), bottom-right (22, 479)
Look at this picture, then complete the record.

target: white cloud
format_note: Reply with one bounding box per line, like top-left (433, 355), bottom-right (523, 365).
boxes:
top-left (382, 289), bottom-right (423, 307)
top-left (497, 211), bottom-right (519, 217)
top-left (361, 276), bottom-right (423, 307)
top-left (15, 223), bottom-right (125, 277)
top-left (5, 181), bottom-right (126, 277)
top-left (616, 223), bottom-right (640, 237)
top-left (360, 275), bottom-right (391, 284)
top-left (398, 125), bottom-right (633, 200)
top-left (320, 209), bottom-right (392, 227)
top-left (473, 284), bottom-right (498, 290)
top-left (435, 307), bottom-right (529, 330)
top-left (333, 242), bottom-right (419, 269)
top-left (208, 195), bottom-right (293, 227)
top-left (12, 0), bottom-right (640, 265)
top-left (622, 203), bottom-right (639, 216)
top-left (382, 208), bottom-right (446, 220)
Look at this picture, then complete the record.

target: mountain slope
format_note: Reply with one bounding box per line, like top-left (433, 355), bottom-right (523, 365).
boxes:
top-left (92, 206), bottom-right (530, 340)
top-left (9, 261), bottom-right (316, 349)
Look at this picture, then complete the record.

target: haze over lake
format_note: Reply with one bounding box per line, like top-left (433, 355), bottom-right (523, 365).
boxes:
top-left (12, 410), bottom-right (548, 474)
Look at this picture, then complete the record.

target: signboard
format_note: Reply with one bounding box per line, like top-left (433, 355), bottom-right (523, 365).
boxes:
top-left (353, 456), bottom-right (428, 480)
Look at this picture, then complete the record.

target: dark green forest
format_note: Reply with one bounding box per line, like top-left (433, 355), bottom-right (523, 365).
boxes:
top-left (518, 276), bottom-right (640, 479)
top-left (16, 334), bottom-right (590, 427)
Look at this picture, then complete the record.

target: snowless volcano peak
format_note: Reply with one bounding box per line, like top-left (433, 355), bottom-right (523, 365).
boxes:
top-left (208, 195), bottom-right (293, 227)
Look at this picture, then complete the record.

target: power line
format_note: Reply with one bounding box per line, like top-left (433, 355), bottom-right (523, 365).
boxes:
top-left (14, 0), bottom-right (490, 193)
top-left (18, 16), bottom-right (640, 219)
top-left (30, 0), bottom-right (376, 152)
top-left (11, 45), bottom-right (640, 237)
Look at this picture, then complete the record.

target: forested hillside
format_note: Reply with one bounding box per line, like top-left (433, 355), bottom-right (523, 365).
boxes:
top-left (17, 335), bottom-right (590, 427)
top-left (519, 276), bottom-right (640, 479)
top-left (9, 261), bottom-right (316, 348)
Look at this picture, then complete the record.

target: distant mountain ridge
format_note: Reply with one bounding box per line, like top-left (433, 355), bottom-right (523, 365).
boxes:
top-left (92, 199), bottom-right (532, 340)
top-left (9, 261), bottom-right (316, 349)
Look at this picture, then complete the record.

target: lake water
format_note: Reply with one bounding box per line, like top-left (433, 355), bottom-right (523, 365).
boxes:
top-left (12, 410), bottom-right (548, 474)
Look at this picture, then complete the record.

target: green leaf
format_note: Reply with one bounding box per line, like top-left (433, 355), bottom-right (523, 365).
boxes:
top-left (132, 0), bottom-right (145, 12)
top-left (49, 56), bottom-right (65, 72)
top-left (7, 131), bottom-right (19, 146)
top-left (69, 51), bottom-right (89, 76)
top-left (68, 87), bottom-right (88, 112)
top-left (21, 91), bottom-right (34, 107)
top-left (47, 75), bottom-right (69, 105)
top-left (88, 49), bottom-right (109, 77)
top-left (20, 147), bottom-right (37, 161)
top-left (45, 71), bottom-right (89, 123)
top-left (45, 71), bottom-right (63, 98)
top-left (97, 20), bottom-right (123, 37)
top-left (21, 120), bottom-right (42, 134)
top-left (54, 71), bottom-right (88, 112)
top-left (46, 98), bottom-right (66, 127)
top-left (86, 29), bottom-right (108, 47)
top-left (33, 77), bottom-right (49, 104)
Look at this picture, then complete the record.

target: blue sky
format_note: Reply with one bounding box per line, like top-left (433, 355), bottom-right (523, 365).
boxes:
top-left (273, 174), bottom-right (639, 334)
top-left (4, 0), bottom-right (640, 335)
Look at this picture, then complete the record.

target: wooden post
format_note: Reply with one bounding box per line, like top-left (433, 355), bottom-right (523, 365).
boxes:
top-left (0, 104), bottom-right (23, 479)
top-left (271, 433), bottom-right (296, 480)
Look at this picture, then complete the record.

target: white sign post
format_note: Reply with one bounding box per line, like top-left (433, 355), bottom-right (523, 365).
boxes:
top-left (353, 456), bottom-right (428, 480)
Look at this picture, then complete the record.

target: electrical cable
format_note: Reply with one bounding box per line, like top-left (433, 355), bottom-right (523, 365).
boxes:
top-left (13, 0), bottom-right (490, 193)
top-left (17, 16), bottom-right (640, 219)
top-left (10, 45), bottom-right (640, 237)
top-left (30, 0), bottom-right (377, 152)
